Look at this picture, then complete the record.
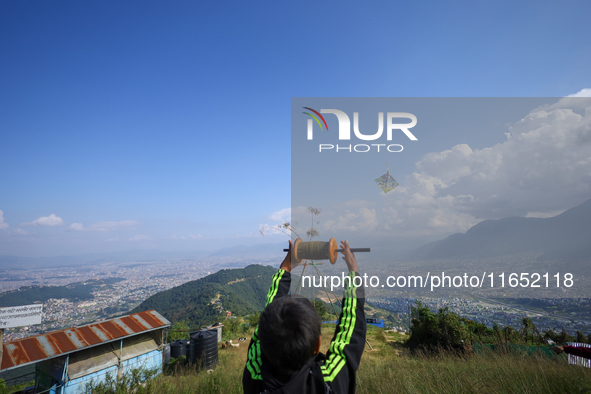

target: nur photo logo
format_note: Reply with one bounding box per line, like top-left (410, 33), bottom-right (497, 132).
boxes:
top-left (303, 107), bottom-right (418, 153)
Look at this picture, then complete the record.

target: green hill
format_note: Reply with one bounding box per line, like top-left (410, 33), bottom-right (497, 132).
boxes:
top-left (131, 264), bottom-right (277, 327)
top-left (0, 278), bottom-right (125, 307)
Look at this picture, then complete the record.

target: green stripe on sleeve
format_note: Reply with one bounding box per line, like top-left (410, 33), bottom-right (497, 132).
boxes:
top-left (246, 270), bottom-right (286, 380)
top-left (322, 272), bottom-right (359, 381)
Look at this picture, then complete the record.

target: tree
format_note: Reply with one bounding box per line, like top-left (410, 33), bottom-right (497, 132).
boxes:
top-left (224, 318), bottom-right (241, 336)
top-left (0, 379), bottom-right (8, 394)
top-left (249, 312), bottom-right (260, 327)
top-left (493, 323), bottom-right (503, 344)
top-left (558, 329), bottom-right (569, 345)
top-left (408, 302), bottom-right (470, 351)
top-left (544, 330), bottom-right (558, 342)
top-left (504, 326), bottom-right (516, 343)
top-left (167, 321), bottom-right (191, 341)
top-left (313, 300), bottom-right (328, 318)
top-left (521, 318), bottom-right (534, 344)
top-left (466, 320), bottom-right (493, 342)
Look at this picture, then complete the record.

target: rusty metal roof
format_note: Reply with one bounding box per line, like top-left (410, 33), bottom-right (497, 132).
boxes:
top-left (1, 310), bottom-right (170, 371)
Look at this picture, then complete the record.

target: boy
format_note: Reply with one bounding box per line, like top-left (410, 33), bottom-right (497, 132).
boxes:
top-left (243, 240), bottom-right (366, 394)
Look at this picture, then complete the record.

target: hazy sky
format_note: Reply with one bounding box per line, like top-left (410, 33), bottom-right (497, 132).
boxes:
top-left (1, 1), bottom-right (590, 256)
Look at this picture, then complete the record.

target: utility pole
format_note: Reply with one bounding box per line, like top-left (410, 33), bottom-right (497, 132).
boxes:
top-left (407, 303), bottom-right (411, 332)
top-left (0, 328), bottom-right (4, 367)
top-left (0, 304), bottom-right (44, 367)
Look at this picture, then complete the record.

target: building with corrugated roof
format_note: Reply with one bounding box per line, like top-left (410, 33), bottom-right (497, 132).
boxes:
top-left (1, 310), bottom-right (170, 394)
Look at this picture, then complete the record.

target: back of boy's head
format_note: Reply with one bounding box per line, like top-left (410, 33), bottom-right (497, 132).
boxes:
top-left (259, 296), bottom-right (322, 381)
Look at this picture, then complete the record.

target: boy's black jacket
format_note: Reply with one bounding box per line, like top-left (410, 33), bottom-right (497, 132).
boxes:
top-left (243, 269), bottom-right (366, 394)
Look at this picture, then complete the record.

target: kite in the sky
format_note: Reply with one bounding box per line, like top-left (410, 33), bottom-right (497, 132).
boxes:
top-left (375, 164), bottom-right (399, 193)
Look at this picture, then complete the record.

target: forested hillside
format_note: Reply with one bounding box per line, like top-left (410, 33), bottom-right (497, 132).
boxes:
top-left (131, 264), bottom-right (277, 327)
top-left (0, 278), bottom-right (125, 307)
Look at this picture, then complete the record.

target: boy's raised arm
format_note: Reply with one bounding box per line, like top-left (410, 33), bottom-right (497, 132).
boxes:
top-left (243, 242), bottom-right (293, 386)
top-left (321, 240), bottom-right (366, 393)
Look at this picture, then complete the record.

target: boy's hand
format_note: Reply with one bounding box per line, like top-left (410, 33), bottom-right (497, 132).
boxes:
top-left (340, 240), bottom-right (359, 273)
top-left (280, 240), bottom-right (293, 272)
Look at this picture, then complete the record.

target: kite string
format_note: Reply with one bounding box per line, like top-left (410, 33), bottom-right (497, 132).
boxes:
top-left (312, 263), bottom-right (340, 316)
top-left (295, 263), bottom-right (307, 295)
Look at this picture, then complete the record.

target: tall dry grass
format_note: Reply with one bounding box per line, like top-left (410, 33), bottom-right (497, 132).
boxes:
top-left (358, 344), bottom-right (591, 393)
top-left (144, 325), bottom-right (591, 394)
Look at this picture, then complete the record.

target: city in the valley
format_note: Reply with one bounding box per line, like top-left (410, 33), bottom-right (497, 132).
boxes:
top-left (2, 254), bottom-right (590, 342)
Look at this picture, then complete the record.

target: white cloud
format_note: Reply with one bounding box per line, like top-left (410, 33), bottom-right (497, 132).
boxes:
top-left (260, 208), bottom-right (294, 237)
top-left (269, 208), bottom-right (291, 222)
top-left (566, 88), bottom-right (591, 97)
top-left (190, 234), bottom-right (203, 239)
top-left (323, 207), bottom-right (378, 232)
top-left (12, 228), bottom-right (27, 235)
top-left (21, 214), bottom-right (64, 227)
top-left (0, 210), bottom-right (8, 230)
top-left (69, 223), bottom-right (85, 231)
top-left (129, 235), bottom-right (150, 241)
top-left (390, 98), bottom-right (591, 231)
top-left (525, 210), bottom-right (565, 218)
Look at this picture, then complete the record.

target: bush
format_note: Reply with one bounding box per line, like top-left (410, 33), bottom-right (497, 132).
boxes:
top-left (465, 319), bottom-right (495, 343)
top-left (223, 318), bottom-right (249, 337)
top-left (248, 312), bottom-right (260, 327)
top-left (168, 321), bottom-right (191, 342)
top-left (84, 367), bottom-right (159, 394)
top-left (407, 301), bottom-right (470, 351)
top-left (546, 329), bottom-right (576, 345)
top-left (164, 356), bottom-right (187, 375)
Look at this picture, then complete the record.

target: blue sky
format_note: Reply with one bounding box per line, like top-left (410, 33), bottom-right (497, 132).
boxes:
top-left (1, 1), bottom-right (590, 256)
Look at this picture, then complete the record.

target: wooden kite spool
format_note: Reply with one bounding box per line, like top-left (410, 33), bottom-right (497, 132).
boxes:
top-left (292, 238), bottom-right (338, 265)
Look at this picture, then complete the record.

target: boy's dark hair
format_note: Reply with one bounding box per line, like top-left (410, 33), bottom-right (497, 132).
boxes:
top-left (258, 296), bottom-right (322, 381)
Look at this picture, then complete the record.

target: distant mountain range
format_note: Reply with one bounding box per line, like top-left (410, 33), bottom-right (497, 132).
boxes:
top-left (0, 250), bottom-right (206, 269)
top-left (207, 242), bottom-right (285, 258)
top-left (130, 264), bottom-right (278, 327)
top-left (409, 198), bottom-right (591, 262)
top-left (0, 243), bottom-right (286, 269)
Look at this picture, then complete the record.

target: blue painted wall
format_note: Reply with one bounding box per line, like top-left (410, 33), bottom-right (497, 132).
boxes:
top-left (63, 365), bottom-right (119, 394)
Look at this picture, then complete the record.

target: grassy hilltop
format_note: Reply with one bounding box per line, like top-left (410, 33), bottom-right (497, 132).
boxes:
top-left (91, 325), bottom-right (591, 394)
